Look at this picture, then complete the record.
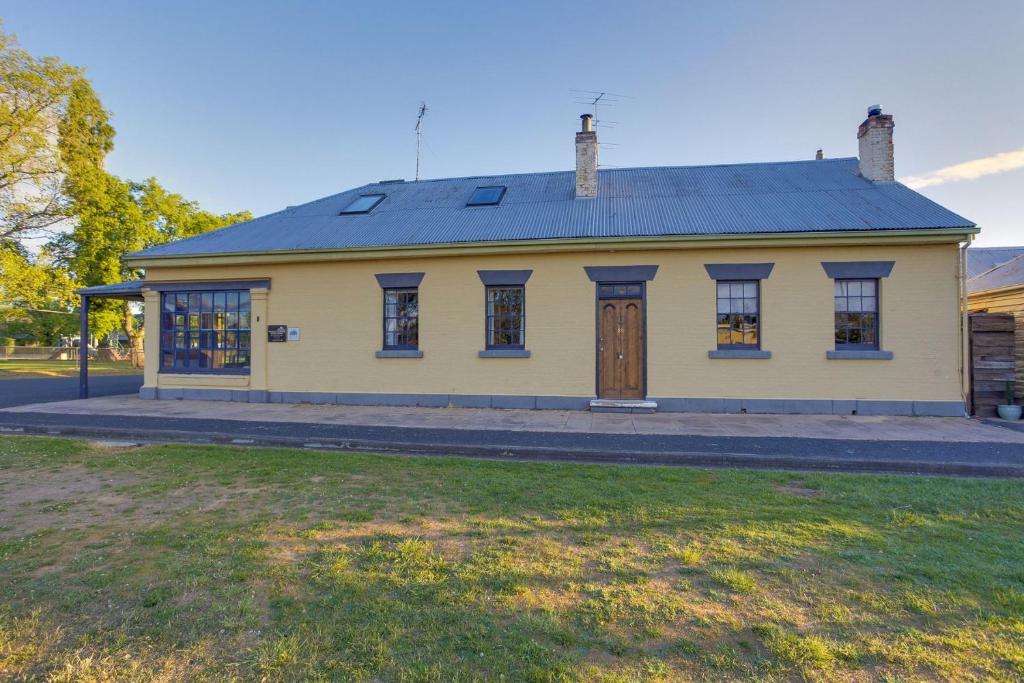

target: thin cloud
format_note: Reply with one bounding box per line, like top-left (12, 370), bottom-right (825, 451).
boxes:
top-left (902, 147), bottom-right (1024, 189)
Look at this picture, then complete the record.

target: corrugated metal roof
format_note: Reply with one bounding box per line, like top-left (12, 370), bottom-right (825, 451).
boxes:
top-left (967, 247), bottom-right (1024, 279)
top-left (968, 253), bottom-right (1024, 293)
top-left (129, 158), bottom-right (975, 260)
top-left (76, 280), bottom-right (144, 298)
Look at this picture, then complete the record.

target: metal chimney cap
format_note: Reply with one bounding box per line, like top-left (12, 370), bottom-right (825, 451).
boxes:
top-left (867, 104), bottom-right (883, 117)
top-left (580, 113), bottom-right (593, 120)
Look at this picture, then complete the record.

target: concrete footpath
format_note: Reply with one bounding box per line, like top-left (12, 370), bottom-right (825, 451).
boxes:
top-left (3, 396), bottom-right (1024, 477)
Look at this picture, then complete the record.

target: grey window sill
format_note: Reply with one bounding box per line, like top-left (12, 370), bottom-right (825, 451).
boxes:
top-left (158, 369), bottom-right (250, 376)
top-left (478, 349), bottom-right (531, 358)
top-left (708, 349), bottom-right (771, 359)
top-left (826, 350), bottom-right (893, 360)
top-left (375, 350), bottom-right (424, 359)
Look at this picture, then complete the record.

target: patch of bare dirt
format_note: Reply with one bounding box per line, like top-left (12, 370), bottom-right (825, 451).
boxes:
top-left (773, 482), bottom-right (822, 498)
top-left (0, 464), bottom-right (270, 539)
top-left (0, 464), bottom-right (142, 537)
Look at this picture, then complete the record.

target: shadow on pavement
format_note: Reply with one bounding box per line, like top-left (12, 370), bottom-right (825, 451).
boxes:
top-left (0, 375), bottom-right (143, 409)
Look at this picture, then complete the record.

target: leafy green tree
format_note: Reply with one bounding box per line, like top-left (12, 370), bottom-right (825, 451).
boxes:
top-left (0, 24), bottom-right (82, 247)
top-left (0, 246), bottom-right (77, 345)
top-left (51, 79), bottom-right (252, 361)
top-left (1, 25), bottom-right (251, 358)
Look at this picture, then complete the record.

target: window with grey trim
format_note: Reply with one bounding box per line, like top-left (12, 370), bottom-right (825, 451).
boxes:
top-left (160, 291), bottom-right (251, 372)
top-left (834, 279), bottom-right (878, 349)
top-left (716, 280), bottom-right (759, 348)
top-left (485, 286), bottom-right (524, 349)
top-left (383, 288), bottom-right (418, 349)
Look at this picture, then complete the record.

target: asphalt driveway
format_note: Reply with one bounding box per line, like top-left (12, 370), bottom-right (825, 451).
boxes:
top-left (0, 375), bottom-right (143, 409)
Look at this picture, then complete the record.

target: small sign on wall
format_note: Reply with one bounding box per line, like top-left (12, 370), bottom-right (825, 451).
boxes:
top-left (268, 325), bottom-right (287, 342)
top-left (287, 327), bottom-right (301, 342)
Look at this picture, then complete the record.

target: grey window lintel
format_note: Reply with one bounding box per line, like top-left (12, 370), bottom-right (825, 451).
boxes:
top-left (477, 270), bottom-right (533, 286)
top-left (708, 349), bottom-right (772, 359)
top-left (584, 265), bottom-right (659, 282)
top-left (820, 261), bottom-right (894, 279)
top-left (375, 350), bottom-right (424, 359)
top-left (826, 350), bottom-right (894, 360)
top-left (375, 272), bottom-right (425, 288)
top-left (478, 349), bottom-right (531, 358)
top-left (704, 263), bottom-right (774, 280)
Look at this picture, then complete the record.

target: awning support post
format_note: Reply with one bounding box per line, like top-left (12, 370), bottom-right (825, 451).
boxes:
top-left (79, 295), bottom-right (89, 399)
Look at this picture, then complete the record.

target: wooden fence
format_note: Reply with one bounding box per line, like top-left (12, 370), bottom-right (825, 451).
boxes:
top-left (969, 313), bottom-right (1016, 416)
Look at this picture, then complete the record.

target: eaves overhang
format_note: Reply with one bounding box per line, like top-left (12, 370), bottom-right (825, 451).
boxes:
top-left (124, 227), bottom-right (979, 269)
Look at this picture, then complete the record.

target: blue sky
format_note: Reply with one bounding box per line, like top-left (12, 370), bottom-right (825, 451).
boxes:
top-left (5, 0), bottom-right (1023, 245)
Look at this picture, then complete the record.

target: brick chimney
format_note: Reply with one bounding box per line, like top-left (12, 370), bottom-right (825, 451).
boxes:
top-left (575, 114), bottom-right (598, 198)
top-left (857, 105), bottom-right (894, 181)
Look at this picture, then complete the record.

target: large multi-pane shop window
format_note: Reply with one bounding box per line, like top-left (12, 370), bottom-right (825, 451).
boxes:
top-left (160, 290), bottom-right (251, 372)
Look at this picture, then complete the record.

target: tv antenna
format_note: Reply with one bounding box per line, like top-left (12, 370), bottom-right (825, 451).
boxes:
top-left (570, 89), bottom-right (630, 130)
top-left (571, 90), bottom-right (630, 166)
top-left (414, 102), bottom-right (428, 181)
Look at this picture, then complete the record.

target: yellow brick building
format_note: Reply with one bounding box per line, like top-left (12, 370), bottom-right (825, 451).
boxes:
top-left (122, 109), bottom-right (977, 416)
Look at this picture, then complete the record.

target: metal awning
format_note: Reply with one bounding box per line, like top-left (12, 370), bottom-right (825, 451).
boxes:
top-left (75, 280), bottom-right (145, 301)
top-left (76, 280), bottom-right (145, 399)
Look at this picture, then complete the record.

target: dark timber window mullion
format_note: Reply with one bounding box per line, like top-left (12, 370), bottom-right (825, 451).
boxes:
top-left (383, 288), bottom-right (419, 350)
top-left (834, 278), bottom-right (879, 350)
top-left (485, 285), bottom-right (525, 349)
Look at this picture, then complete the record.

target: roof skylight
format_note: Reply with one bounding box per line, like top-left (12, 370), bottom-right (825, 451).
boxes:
top-left (467, 186), bottom-right (506, 206)
top-left (340, 194), bottom-right (385, 214)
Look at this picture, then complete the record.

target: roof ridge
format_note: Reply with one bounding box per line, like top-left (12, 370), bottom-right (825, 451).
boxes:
top-left (385, 157), bottom-right (859, 187)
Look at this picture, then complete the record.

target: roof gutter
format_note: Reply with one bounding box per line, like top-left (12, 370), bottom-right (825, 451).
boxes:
top-left (124, 227), bottom-right (979, 269)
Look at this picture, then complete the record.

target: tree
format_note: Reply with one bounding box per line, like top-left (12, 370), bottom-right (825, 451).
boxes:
top-left (0, 246), bottom-right (77, 345)
top-left (0, 25), bottom-right (105, 345)
top-left (1, 24), bottom-right (252, 361)
top-left (51, 79), bottom-right (252, 363)
top-left (0, 24), bottom-right (82, 248)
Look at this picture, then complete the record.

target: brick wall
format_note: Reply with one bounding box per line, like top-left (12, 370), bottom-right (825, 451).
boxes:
top-left (857, 114), bottom-right (895, 181)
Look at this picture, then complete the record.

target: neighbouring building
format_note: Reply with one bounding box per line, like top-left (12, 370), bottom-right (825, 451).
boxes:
top-left (968, 247), bottom-right (1024, 313)
top-left (122, 107), bottom-right (978, 416)
top-left (966, 247), bottom-right (1024, 412)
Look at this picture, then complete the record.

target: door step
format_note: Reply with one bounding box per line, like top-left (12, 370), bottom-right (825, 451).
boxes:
top-left (589, 399), bottom-right (658, 414)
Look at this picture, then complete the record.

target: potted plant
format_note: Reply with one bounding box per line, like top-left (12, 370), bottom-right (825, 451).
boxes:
top-left (997, 380), bottom-right (1022, 421)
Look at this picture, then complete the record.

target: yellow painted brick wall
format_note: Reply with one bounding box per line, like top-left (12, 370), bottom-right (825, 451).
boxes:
top-left (144, 242), bottom-right (963, 401)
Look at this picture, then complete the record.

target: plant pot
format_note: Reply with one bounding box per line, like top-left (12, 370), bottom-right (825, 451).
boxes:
top-left (996, 404), bottom-right (1022, 421)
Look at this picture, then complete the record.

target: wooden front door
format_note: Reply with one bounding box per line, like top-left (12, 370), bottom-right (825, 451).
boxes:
top-left (598, 297), bottom-right (644, 399)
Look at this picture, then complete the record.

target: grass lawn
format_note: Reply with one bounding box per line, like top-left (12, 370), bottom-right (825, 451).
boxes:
top-left (0, 437), bottom-right (1022, 681)
top-left (0, 359), bottom-right (141, 379)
